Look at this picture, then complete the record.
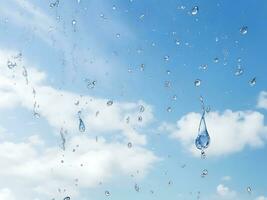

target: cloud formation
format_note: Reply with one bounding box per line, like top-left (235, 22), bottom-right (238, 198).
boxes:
top-left (257, 91), bottom-right (267, 110)
top-left (161, 109), bottom-right (267, 157)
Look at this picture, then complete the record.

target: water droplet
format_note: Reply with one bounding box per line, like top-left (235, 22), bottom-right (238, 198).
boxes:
top-left (107, 100), bottom-right (113, 106)
top-left (199, 64), bottom-right (208, 70)
top-left (247, 187), bottom-right (252, 194)
top-left (116, 33), bottom-right (120, 38)
top-left (194, 79), bottom-right (201, 87)
top-left (172, 95), bottom-right (177, 101)
top-left (134, 184), bottom-right (140, 192)
top-left (164, 55), bottom-right (169, 61)
top-left (167, 107), bottom-right (172, 112)
top-left (249, 77), bottom-right (256, 86)
top-left (139, 14), bottom-right (145, 20)
top-left (60, 128), bottom-right (66, 150)
top-left (166, 70), bottom-right (171, 75)
top-left (63, 197), bottom-right (70, 200)
top-left (175, 39), bottom-right (180, 46)
top-left (126, 116), bottom-right (130, 123)
top-left (7, 60), bottom-right (17, 69)
top-left (79, 118), bottom-right (85, 132)
top-left (139, 105), bottom-right (145, 113)
top-left (128, 142), bottom-right (132, 148)
top-left (50, 0), bottom-right (59, 8)
top-left (195, 114), bottom-right (210, 151)
top-left (237, 57), bottom-right (242, 62)
top-left (240, 26), bottom-right (248, 35)
top-left (138, 116), bottom-right (143, 122)
top-left (72, 19), bottom-right (77, 25)
top-left (234, 66), bottom-right (244, 76)
top-left (165, 80), bottom-right (171, 88)
top-left (213, 57), bottom-right (219, 63)
top-left (112, 5), bottom-right (116, 10)
top-left (191, 6), bottom-right (199, 15)
top-left (140, 64), bottom-right (145, 71)
top-left (86, 80), bottom-right (97, 89)
top-left (201, 169), bottom-right (208, 177)
top-left (105, 191), bottom-right (110, 196)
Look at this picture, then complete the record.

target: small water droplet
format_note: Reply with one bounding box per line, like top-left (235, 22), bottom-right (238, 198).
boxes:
top-left (116, 33), bottom-right (120, 38)
top-left (240, 26), bottom-right (248, 35)
top-left (139, 105), bottom-right (145, 113)
top-left (175, 39), bottom-right (180, 46)
top-left (194, 79), bottom-right (201, 87)
top-left (139, 14), bottom-right (145, 20)
top-left (172, 95), bottom-right (177, 101)
top-left (112, 5), bottom-right (116, 10)
top-left (105, 191), bottom-right (110, 196)
top-left (213, 57), bottom-right (219, 63)
top-left (140, 64), bottom-right (145, 71)
top-left (79, 118), bottom-right (85, 132)
top-left (234, 66), bottom-right (244, 76)
top-left (134, 183), bottom-right (140, 192)
top-left (247, 186), bottom-right (252, 194)
top-left (167, 107), bottom-right (172, 112)
top-left (63, 197), bottom-right (70, 200)
top-left (199, 64), bottom-right (208, 70)
top-left (138, 116), bottom-right (143, 122)
top-left (7, 60), bottom-right (17, 69)
top-left (201, 169), bottom-right (208, 177)
top-left (191, 6), bottom-right (199, 15)
top-left (107, 100), bottom-right (113, 106)
top-left (164, 55), bottom-right (169, 61)
top-left (72, 19), bottom-right (77, 25)
top-left (165, 80), bottom-right (171, 88)
top-left (166, 70), bottom-right (171, 75)
top-left (128, 142), bottom-right (132, 148)
top-left (249, 77), bottom-right (256, 86)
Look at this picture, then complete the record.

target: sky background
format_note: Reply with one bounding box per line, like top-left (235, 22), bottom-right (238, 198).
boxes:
top-left (0, 0), bottom-right (267, 200)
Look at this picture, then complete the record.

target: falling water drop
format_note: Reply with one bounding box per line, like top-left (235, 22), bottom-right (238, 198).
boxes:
top-left (191, 6), bottom-right (199, 15)
top-left (79, 118), bottom-right (85, 132)
top-left (213, 57), bottom-right (219, 63)
top-left (167, 107), bottom-right (172, 112)
top-left (201, 169), bottom-right (208, 177)
top-left (240, 26), bottom-right (248, 35)
top-left (195, 115), bottom-right (210, 150)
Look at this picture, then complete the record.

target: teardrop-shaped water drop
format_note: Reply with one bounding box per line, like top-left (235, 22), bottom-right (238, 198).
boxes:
top-left (79, 118), bottom-right (85, 132)
top-left (195, 115), bottom-right (210, 150)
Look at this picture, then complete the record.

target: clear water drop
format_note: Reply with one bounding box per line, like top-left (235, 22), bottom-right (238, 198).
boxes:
top-left (213, 57), bottom-right (219, 63)
top-left (164, 55), bottom-right (169, 61)
top-left (201, 169), bottom-right (208, 177)
top-left (138, 116), bottom-right (143, 122)
top-left (240, 26), bottom-right (248, 35)
top-left (175, 39), bottom-right (180, 46)
top-left (134, 183), bottom-right (140, 192)
top-left (249, 77), bottom-right (256, 86)
top-left (112, 5), bottom-right (116, 10)
top-left (167, 107), bottom-right (172, 112)
top-left (107, 100), bottom-right (113, 106)
top-left (165, 80), bottom-right (171, 88)
top-left (234, 66), bottom-right (244, 76)
top-left (194, 79), bottom-right (201, 87)
top-left (128, 142), bottom-right (132, 148)
top-left (199, 64), bottom-right (208, 70)
top-left (63, 197), bottom-right (70, 200)
top-left (191, 6), bottom-right (199, 15)
top-left (247, 187), bottom-right (252, 194)
top-left (105, 191), bottom-right (110, 196)
top-left (166, 70), bottom-right (171, 75)
top-left (195, 114), bottom-right (210, 151)
top-left (139, 105), bottom-right (145, 113)
top-left (79, 118), bottom-right (85, 132)
top-left (172, 95), bottom-right (177, 101)
top-left (116, 33), bottom-right (120, 38)
top-left (7, 60), bottom-right (17, 69)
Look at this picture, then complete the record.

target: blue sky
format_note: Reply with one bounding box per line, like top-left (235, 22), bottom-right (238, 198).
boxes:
top-left (0, 0), bottom-right (267, 200)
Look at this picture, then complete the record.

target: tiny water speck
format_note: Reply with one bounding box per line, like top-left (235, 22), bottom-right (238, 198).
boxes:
top-left (105, 190), bottom-right (110, 196)
top-left (249, 77), bottom-right (256, 86)
top-left (107, 100), bottom-right (113, 106)
top-left (63, 197), bottom-right (70, 200)
top-left (128, 142), bottom-right (132, 148)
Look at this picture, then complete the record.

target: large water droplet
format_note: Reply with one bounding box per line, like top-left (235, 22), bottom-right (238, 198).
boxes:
top-left (240, 26), bottom-right (248, 35)
top-left (195, 114), bottom-right (210, 150)
top-left (191, 6), bottom-right (199, 15)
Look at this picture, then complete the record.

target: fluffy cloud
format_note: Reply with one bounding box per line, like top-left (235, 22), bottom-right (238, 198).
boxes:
top-left (216, 184), bottom-right (236, 199)
top-left (0, 188), bottom-right (15, 200)
top-left (161, 109), bottom-right (267, 157)
top-left (257, 91), bottom-right (267, 110)
top-left (255, 196), bottom-right (267, 200)
top-left (0, 49), bottom-right (159, 199)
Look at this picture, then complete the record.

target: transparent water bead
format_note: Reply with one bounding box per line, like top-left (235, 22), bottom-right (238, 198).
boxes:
top-left (78, 111), bottom-right (85, 132)
top-left (240, 26), bottom-right (248, 35)
top-left (7, 60), bottom-right (17, 69)
top-left (195, 114), bottom-right (210, 150)
top-left (201, 169), bottom-right (208, 177)
top-left (247, 186), bottom-right (252, 194)
top-left (107, 100), bottom-right (113, 106)
top-left (234, 66), bottom-right (244, 76)
top-left (249, 77), bottom-right (256, 86)
top-left (194, 79), bottom-right (201, 87)
top-left (191, 6), bottom-right (199, 15)
top-left (63, 197), bottom-right (70, 200)
top-left (105, 190), bottom-right (110, 196)
top-left (134, 183), bottom-right (140, 192)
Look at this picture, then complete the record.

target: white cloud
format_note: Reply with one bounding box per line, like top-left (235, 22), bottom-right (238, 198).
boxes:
top-left (0, 49), bottom-right (159, 199)
top-left (161, 109), bottom-right (267, 157)
top-left (216, 184), bottom-right (236, 199)
top-left (0, 188), bottom-right (15, 200)
top-left (255, 196), bottom-right (267, 200)
top-left (257, 91), bottom-right (267, 110)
